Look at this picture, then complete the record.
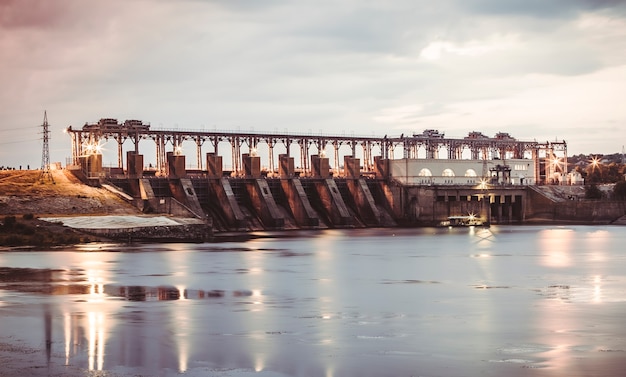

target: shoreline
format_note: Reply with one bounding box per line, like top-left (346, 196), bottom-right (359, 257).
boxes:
top-left (1, 216), bottom-right (624, 251)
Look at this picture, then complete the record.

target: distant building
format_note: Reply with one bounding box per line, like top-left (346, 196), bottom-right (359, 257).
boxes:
top-left (568, 170), bottom-right (584, 185)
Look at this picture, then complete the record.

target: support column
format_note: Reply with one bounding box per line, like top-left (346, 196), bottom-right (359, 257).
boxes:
top-left (195, 136), bottom-right (204, 170)
top-left (231, 136), bottom-right (241, 176)
top-left (333, 141), bottom-right (340, 176)
top-left (70, 131), bottom-right (79, 165)
top-left (173, 135), bottom-right (182, 155)
top-left (268, 138), bottom-right (275, 176)
top-left (403, 138), bottom-right (410, 159)
top-left (117, 134), bottom-right (124, 168)
top-left (133, 131), bottom-right (140, 153)
top-left (211, 135), bottom-right (220, 157)
top-left (471, 145), bottom-right (479, 160)
top-left (362, 141), bottom-right (370, 172)
top-left (299, 139), bottom-right (310, 177)
top-left (563, 147), bottom-right (568, 186)
top-left (156, 135), bottom-right (166, 175)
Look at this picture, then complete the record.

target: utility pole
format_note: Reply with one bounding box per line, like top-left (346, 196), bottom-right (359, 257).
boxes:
top-left (39, 111), bottom-right (55, 184)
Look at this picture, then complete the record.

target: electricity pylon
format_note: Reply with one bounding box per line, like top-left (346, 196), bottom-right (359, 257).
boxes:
top-left (39, 111), bottom-right (55, 184)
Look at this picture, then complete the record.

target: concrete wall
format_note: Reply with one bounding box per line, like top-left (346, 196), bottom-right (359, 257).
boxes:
top-left (384, 184), bottom-right (526, 225)
top-left (553, 201), bottom-right (626, 223)
top-left (527, 188), bottom-right (626, 223)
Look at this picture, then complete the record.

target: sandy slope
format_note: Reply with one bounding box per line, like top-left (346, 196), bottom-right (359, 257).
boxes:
top-left (0, 170), bottom-right (140, 216)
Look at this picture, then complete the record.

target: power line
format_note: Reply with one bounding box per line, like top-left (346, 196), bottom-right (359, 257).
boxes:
top-left (0, 138), bottom-right (40, 146)
top-left (0, 126), bottom-right (40, 133)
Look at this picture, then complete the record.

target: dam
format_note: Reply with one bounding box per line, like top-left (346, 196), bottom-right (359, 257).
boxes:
top-left (63, 118), bottom-right (624, 231)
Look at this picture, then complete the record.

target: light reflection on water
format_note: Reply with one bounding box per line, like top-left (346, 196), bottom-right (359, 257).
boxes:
top-left (1, 226), bottom-right (626, 376)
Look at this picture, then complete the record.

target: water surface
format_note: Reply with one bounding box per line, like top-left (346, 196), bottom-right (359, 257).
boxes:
top-left (1, 226), bottom-right (625, 376)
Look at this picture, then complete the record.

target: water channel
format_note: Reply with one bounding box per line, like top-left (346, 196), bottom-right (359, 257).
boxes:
top-left (1, 225), bottom-right (626, 376)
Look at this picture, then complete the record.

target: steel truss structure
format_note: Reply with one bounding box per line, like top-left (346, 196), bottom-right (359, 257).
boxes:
top-left (66, 119), bottom-right (567, 179)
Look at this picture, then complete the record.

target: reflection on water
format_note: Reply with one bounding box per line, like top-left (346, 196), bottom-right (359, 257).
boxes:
top-left (539, 228), bottom-right (575, 268)
top-left (1, 226), bottom-right (626, 376)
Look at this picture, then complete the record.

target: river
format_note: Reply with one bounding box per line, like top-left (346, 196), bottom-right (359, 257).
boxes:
top-left (1, 225), bottom-right (626, 377)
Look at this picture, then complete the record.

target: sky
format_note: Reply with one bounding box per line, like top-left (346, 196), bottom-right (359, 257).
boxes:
top-left (1, 0), bottom-right (626, 169)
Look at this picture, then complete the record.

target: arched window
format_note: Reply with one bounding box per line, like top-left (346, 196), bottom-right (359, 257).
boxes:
top-left (465, 169), bottom-right (477, 177)
top-left (442, 168), bottom-right (455, 177)
top-left (418, 168), bottom-right (432, 177)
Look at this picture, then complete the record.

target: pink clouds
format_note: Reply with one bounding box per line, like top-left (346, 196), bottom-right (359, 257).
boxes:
top-left (1, 0), bottom-right (626, 168)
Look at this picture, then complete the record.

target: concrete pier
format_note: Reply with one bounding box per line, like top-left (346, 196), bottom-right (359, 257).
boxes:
top-left (281, 179), bottom-right (320, 227)
top-left (314, 179), bottom-right (353, 227)
top-left (209, 178), bottom-right (247, 230)
top-left (246, 179), bottom-right (284, 229)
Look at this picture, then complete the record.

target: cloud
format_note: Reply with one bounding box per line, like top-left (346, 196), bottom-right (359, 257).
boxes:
top-left (461, 0), bottom-right (626, 18)
top-left (1, 0), bottom-right (626, 168)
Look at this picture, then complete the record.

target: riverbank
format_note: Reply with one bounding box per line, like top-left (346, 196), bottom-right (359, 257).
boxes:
top-left (0, 170), bottom-right (215, 246)
top-left (0, 215), bottom-right (101, 248)
top-left (1, 170), bottom-right (624, 249)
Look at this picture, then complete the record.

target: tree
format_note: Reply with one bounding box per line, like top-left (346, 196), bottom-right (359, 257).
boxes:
top-left (2, 216), bottom-right (16, 229)
top-left (585, 161), bottom-right (626, 184)
top-left (613, 181), bottom-right (626, 201)
top-left (585, 162), bottom-right (602, 184)
top-left (585, 184), bottom-right (603, 200)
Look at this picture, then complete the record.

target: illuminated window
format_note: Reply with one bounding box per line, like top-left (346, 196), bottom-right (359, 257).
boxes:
top-left (442, 168), bottom-right (455, 177)
top-left (465, 169), bottom-right (477, 177)
top-left (418, 168), bottom-right (432, 176)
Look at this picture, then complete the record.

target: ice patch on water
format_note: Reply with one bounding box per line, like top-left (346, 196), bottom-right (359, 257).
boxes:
top-left (356, 333), bottom-right (407, 340)
top-left (488, 358), bottom-right (534, 364)
top-left (471, 284), bottom-right (511, 289)
top-left (381, 279), bottom-right (441, 284)
top-left (497, 343), bottom-right (553, 354)
top-left (40, 215), bottom-right (201, 229)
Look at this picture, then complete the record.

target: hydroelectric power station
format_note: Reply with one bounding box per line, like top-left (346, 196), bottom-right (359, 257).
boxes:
top-left (64, 118), bottom-right (622, 231)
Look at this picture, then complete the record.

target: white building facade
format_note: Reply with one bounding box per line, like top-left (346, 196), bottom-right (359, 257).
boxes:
top-left (389, 158), bottom-right (535, 186)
